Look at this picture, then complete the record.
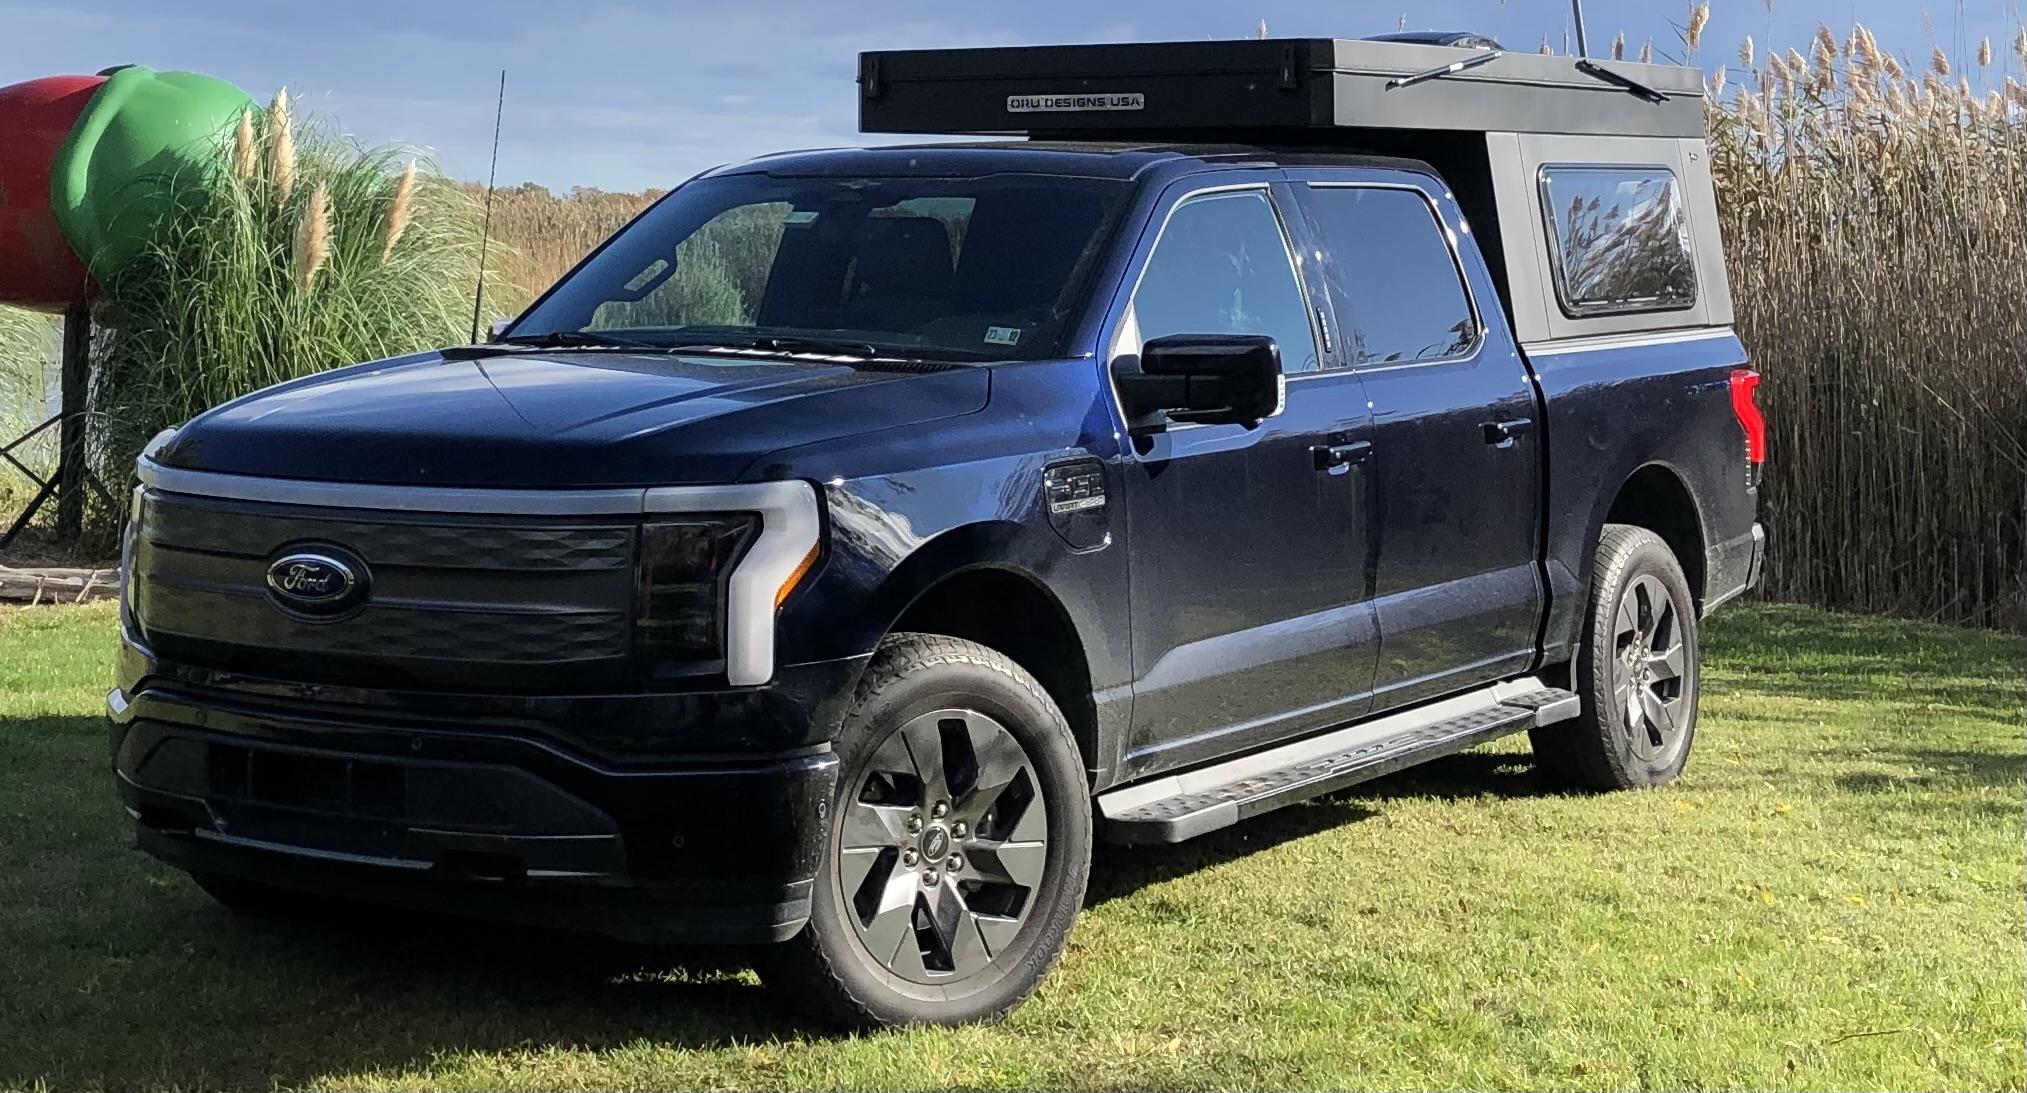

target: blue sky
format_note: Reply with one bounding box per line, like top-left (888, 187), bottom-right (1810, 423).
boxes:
top-left (2, 1), bottom-right (2020, 193)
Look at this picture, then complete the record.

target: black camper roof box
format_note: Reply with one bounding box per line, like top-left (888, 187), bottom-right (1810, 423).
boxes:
top-left (857, 37), bottom-right (1705, 140)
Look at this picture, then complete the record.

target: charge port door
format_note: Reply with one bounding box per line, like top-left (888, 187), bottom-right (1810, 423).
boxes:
top-left (1043, 459), bottom-right (1110, 551)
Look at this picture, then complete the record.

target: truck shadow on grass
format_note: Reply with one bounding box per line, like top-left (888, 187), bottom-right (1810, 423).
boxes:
top-left (1090, 749), bottom-right (1545, 905)
top-left (10, 886), bottom-right (824, 1087)
top-left (1833, 746), bottom-right (2027, 793)
top-left (1, 717), bottom-right (828, 1090)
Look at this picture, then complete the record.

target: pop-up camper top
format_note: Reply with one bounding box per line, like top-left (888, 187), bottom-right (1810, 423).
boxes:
top-left (855, 36), bottom-right (1727, 344)
top-left (855, 37), bottom-right (1705, 139)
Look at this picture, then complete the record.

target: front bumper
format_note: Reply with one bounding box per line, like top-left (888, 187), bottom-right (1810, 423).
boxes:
top-left (110, 638), bottom-right (855, 944)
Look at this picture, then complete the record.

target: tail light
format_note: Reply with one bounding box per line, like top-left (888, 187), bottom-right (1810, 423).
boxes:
top-left (1729, 368), bottom-right (1765, 490)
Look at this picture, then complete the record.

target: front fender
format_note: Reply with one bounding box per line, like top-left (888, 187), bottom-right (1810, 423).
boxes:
top-left (779, 463), bottom-right (1128, 684)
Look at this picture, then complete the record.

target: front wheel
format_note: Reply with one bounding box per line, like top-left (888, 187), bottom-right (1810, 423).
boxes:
top-left (758, 633), bottom-right (1091, 1028)
top-left (1532, 523), bottom-right (1701, 789)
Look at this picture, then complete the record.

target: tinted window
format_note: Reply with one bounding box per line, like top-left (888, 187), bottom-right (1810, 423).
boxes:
top-left (1540, 166), bottom-right (1697, 315)
top-left (591, 202), bottom-right (790, 330)
top-left (1132, 190), bottom-right (1319, 374)
top-left (517, 174), bottom-right (1130, 361)
top-left (1301, 185), bottom-right (1477, 365)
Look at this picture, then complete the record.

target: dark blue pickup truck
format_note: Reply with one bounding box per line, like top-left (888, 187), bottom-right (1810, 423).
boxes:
top-left (111, 37), bottom-right (1765, 1027)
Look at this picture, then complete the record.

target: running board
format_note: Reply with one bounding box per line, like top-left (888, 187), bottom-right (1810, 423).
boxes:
top-left (1097, 679), bottom-right (1580, 845)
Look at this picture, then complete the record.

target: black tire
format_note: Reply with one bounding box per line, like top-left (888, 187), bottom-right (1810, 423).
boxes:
top-left (1531, 523), bottom-right (1701, 790)
top-left (757, 633), bottom-right (1091, 1028)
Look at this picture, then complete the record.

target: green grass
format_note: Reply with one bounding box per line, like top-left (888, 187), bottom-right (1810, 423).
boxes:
top-left (1, 602), bottom-right (2019, 1091)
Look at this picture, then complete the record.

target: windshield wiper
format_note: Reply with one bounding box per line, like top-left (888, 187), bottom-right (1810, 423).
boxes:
top-left (662, 336), bottom-right (885, 359)
top-left (758, 336), bottom-right (883, 357)
top-left (662, 339), bottom-right (969, 373)
top-left (496, 329), bottom-right (670, 350)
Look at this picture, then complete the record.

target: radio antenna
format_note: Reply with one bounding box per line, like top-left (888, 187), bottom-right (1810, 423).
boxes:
top-left (470, 69), bottom-right (506, 344)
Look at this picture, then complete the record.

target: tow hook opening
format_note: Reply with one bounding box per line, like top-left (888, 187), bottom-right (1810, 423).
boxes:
top-left (431, 851), bottom-right (528, 883)
top-left (134, 802), bottom-right (204, 836)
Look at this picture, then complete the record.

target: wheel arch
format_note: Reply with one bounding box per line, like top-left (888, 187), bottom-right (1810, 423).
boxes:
top-left (855, 526), bottom-right (1103, 786)
top-left (1602, 462), bottom-right (1708, 606)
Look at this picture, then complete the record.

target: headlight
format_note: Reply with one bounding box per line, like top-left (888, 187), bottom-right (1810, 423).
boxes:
top-left (634, 516), bottom-right (759, 680)
top-left (641, 481), bottom-right (822, 687)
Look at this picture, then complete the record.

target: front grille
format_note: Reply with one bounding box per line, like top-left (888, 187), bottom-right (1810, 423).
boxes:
top-left (145, 500), bottom-right (633, 570)
top-left (142, 584), bottom-right (628, 663)
top-left (132, 490), bottom-right (639, 692)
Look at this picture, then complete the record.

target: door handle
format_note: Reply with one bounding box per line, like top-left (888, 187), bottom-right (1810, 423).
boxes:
top-left (1482, 417), bottom-right (1534, 446)
top-left (1311, 441), bottom-right (1372, 471)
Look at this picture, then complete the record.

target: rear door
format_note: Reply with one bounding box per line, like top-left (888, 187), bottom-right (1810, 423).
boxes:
top-left (1116, 177), bottom-right (1379, 777)
top-left (1285, 169), bottom-right (1545, 712)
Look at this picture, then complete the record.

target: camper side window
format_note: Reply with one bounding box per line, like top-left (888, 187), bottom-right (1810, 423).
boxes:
top-left (1539, 166), bottom-right (1697, 317)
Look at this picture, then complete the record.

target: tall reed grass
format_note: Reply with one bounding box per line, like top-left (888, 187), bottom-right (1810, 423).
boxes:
top-left (85, 95), bottom-right (491, 494)
top-left (1706, 18), bottom-right (2026, 629)
top-left (0, 306), bottom-right (58, 515)
top-left (471, 183), bottom-right (661, 313)
top-left (0, 306), bottom-right (50, 423)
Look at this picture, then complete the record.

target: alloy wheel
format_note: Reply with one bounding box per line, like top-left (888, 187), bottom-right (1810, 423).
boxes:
top-left (1611, 573), bottom-right (1690, 761)
top-left (836, 707), bottom-right (1048, 984)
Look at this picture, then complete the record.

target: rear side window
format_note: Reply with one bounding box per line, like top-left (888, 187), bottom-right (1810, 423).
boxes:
top-left (1539, 166), bottom-right (1697, 316)
top-left (1301, 185), bottom-right (1477, 365)
top-left (1132, 189), bottom-right (1320, 374)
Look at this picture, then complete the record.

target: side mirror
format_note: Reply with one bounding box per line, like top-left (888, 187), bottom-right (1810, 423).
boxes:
top-left (1115, 334), bottom-right (1285, 436)
top-left (487, 316), bottom-right (514, 342)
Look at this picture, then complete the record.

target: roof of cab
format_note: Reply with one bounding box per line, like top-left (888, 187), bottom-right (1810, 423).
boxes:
top-left (703, 141), bottom-right (1439, 184)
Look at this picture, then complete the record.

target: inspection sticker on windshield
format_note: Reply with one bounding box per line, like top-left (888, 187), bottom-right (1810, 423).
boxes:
top-left (1007, 92), bottom-right (1144, 113)
top-left (984, 326), bottom-right (1023, 346)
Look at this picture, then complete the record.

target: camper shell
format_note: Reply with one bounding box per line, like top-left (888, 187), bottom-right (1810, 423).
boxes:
top-left (857, 37), bottom-right (1733, 345)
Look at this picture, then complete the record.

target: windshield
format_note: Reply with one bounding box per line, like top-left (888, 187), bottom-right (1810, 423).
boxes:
top-left (513, 172), bottom-right (1133, 361)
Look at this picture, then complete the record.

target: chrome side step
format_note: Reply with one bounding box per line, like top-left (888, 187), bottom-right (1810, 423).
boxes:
top-left (1097, 678), bottom-right (1580, 845)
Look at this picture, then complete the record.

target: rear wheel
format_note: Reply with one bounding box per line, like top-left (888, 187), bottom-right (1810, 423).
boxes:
top-left (1532, 524), bottom-right (1701, 789)
top-left (759, 633), bottom-right (1090, 1028)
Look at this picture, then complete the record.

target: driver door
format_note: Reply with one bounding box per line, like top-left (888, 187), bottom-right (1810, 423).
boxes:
top-left (1118, 181), bottom-right (1379, 779)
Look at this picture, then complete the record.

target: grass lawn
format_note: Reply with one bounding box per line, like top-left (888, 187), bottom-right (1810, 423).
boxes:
top-left (0, 602), bottom-right (2020, 1091)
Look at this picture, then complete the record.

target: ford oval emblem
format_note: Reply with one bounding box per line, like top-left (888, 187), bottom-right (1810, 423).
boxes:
top-left (265, 548), bottom-right (368, 618)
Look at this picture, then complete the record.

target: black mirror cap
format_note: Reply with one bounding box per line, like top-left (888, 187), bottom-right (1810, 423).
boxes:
top-left (1119, 333), bottom-right (1286, 435)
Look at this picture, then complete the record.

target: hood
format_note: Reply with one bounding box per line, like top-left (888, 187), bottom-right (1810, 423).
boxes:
top-left (153, 349), bottom-right (992, 488)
